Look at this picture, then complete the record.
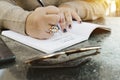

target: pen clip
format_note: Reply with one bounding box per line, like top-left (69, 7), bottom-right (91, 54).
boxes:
top-left (65, 46), bottom-right (101, 55)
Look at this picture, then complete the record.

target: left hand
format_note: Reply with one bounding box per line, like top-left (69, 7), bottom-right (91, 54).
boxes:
top-left (58, 5), bottom-right (81, 32)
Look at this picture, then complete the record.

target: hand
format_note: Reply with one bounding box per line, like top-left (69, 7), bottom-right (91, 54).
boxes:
top-left (26, 6), bottom-right (60, 39)
top-left (58, 5), bottom-right (81, 32)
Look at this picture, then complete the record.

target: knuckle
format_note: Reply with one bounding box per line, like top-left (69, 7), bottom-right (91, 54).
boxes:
top-left (60, 21), bottom-right (66, 27)
top-left (47, 6), bottom-right (58, 10)
top-left (47, 6), bottom-right (56, 8)
top-left (47, 6), bottom-right (60, 12)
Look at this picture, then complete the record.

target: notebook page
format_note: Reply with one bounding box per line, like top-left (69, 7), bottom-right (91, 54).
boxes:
top-left (2, 22), bottom-right (104, 54)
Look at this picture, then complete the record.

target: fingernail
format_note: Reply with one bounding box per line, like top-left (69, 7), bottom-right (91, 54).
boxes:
top-left (63, 29), bottom-right (67, 33)
top-left (69, 24), bottom-right (72, 29)
top-left (79, 21), bottom-right (82, 23)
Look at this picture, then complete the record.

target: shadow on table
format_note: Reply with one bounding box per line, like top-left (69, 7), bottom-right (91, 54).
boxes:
top-left (26, 60), bottom-right (100, 80)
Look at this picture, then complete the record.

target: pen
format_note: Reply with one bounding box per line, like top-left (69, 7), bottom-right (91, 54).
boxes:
top-left (25, 46), bottom-right (101, 64)
top-left (37, 0), bottom-right (45, 7)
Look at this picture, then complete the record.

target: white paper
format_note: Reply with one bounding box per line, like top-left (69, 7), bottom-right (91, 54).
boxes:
top-left (2, 21), bottom-right (110, 54)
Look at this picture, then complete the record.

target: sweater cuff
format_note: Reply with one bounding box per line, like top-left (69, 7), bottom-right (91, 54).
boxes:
top-left (0, 1), bottom-right (31, 35)
top-left (17, 11), bottom-right (31, 35)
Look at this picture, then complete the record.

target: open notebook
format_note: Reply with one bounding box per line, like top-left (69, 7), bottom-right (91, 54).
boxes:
top-left (1, 21), bottom-right (110, 54)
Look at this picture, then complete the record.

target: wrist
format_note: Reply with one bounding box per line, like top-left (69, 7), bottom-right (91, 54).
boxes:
top-left (25, 12), bottom-right (33, 36)
top-left (58, 3), bottom-right (77, 12)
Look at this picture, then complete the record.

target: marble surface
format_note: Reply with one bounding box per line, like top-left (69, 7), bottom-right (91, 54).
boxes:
top-left (0, 17), bottom-right (120, 80)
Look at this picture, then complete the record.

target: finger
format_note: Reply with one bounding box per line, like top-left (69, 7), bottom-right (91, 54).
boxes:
top-left (39, 25), bottom-right (54, 39)
top-left (37, 22), bottom-right (53, 35)
top-left (45, 6), bottom-right (60, 14)
top-left (59, 13), bottom-right (67, 32)
top-left (64, 10), bottom-right (72, 28)
top-left (46, 14), bottom-right (60, 25)
top-left (72, 11), bottom-right (82, 23)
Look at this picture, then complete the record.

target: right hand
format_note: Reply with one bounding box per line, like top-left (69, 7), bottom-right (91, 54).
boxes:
top-left (26, 6), bottom-right (60, 39)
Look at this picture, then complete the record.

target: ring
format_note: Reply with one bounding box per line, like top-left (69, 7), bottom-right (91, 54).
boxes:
top-left (49, 25), bottom-right (59, 33)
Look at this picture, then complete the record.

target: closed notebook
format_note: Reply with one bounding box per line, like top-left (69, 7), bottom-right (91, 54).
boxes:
top-left (1, 21), bottom-right (110, 54)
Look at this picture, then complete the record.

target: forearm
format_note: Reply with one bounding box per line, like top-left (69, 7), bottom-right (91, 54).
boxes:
top-left (0, 0), bottom-right (30, 34)
top-left (59, 0), bottom-right (108, 20)
top-left (13, 0), bottom-right (40, 10)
